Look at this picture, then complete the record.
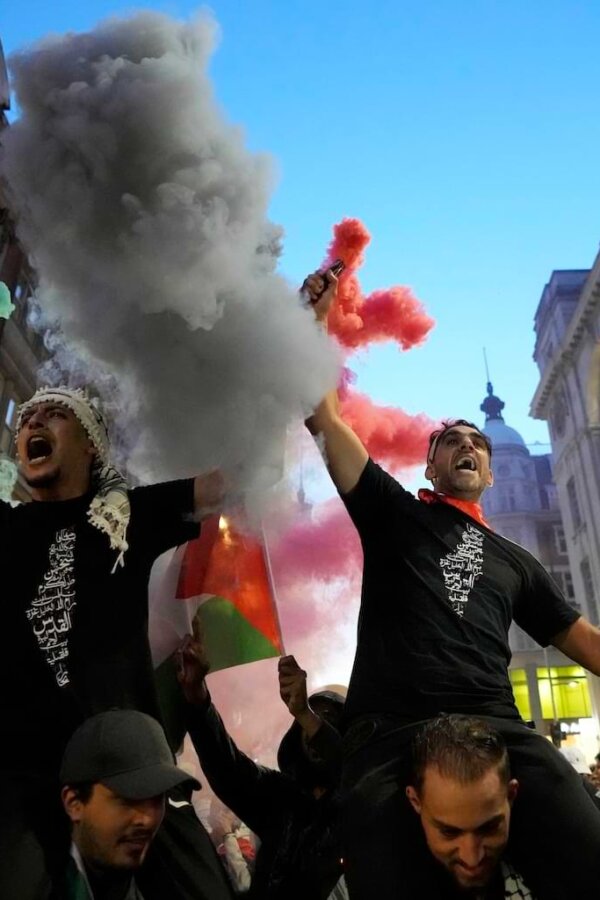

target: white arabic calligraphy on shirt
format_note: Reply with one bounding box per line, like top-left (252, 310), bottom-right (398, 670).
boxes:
top-left (440, 524), bottom-right (484, 617)
top-left (26, 527), bottom-right (76, 687)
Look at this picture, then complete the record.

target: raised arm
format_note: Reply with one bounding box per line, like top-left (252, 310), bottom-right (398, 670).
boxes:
top-left (278, 654), bottom-right (343, 766)
top-left (304, 269), bottom-right (368, 495)
top-left (552, 617), bottom-right (600, 676)
top-left (193, 469), bottom-right (226, 520)
top-left (176, 622), bottom-right (298, 836)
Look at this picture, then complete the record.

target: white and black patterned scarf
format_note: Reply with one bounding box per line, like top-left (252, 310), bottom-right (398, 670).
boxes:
top-left (17, 387), bottom-right (130, 571)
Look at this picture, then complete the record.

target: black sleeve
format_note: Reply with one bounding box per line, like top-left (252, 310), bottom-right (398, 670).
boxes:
top-left (513, 558), bottom-right (581, 647)
top-left (341, 458), bottom-right (417, 539)
top-left (186, 693), bottom-right (304, 839)
top-left (0, 500), bottom-right (12, 534)
top-left (128, 479), bottom-right (200, 558)
top-left (307, 720), bottom-right (343, 769)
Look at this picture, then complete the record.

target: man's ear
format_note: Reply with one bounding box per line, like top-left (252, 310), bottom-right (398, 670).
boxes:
top-left (507, 778), bottom-right (518, 805)
top-left (486, 467), bottom-right (494, 488)
top-left (62, 785), bottom-right (85, 824)
top-left (424, 463), bottom-right (436, 484)
top-left (406, 785), bottom-right (422, 815)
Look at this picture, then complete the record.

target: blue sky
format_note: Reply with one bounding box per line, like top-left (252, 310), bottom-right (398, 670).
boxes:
top-left (3, 0), bottom-right (600, 452)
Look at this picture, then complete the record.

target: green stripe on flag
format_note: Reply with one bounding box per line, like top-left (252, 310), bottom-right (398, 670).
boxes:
top-left (198, 594), bottom-right (280, 672)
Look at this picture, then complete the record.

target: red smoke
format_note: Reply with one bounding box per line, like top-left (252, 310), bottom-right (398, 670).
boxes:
top-left (322, 218), bottom-right (434, 352)
top-left (182, 218), bottom-right (437, 785)
top-left (340, 388), bottom-right (436, 472)
top-left (269, 498), bottom-right (362, 589)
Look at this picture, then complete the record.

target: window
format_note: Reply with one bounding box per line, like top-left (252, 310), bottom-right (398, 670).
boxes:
top-left (553, 524), bottom-right (567, 556)
top-left (536, 666), bottom-right (592, 719)
top-left (566, 477), bottom-right (582, 530)
top-left (554, 569), bottom-right (575, 602)
top-left (0, 395), bottom-right (19, 456)
top-left (563, 570), bottom-right (575, 601)
top-left (580, 558), bottom-right (599, 625)
top-left (509, 669), bottom-right (532, 721)
top-left (13, 273), bottom-right (33, 326)
top-left (502, 485), bottom-right (517, 512)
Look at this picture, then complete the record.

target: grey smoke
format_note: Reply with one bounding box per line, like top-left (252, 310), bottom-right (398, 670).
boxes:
top-left (1, 11), bottom-right (338, 489)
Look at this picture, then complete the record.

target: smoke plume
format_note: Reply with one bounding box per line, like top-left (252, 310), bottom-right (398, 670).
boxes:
top-left (340, 388), bottom-right (435, 471)
top-left (1, 12), bottom-right (339, 487)
top-left (323, 218), bottom-right (434, 352)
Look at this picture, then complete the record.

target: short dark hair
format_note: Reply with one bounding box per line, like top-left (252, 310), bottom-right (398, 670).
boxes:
top-left (428, 419), bottom-right (493, 463)
top-left (412, 714), bottom-right (510, 795)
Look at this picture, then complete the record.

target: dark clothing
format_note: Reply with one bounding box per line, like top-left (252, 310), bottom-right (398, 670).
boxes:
top-left (187, 693), bottom-right (344, 900)
top-left (138, 785), bottom-right (234, 900)
top-left (342, 714), bottom-right (600, 899)
top-left (0, 480), bottom-right (199, 772)
top-left (0, 480), bottom-right (199, 899)
top-left (342, 459), bottom-right (580, 724)
top-left (0, 768), bottom-right (65, 900)
top-left (338, 460), bottom-right (599, 899)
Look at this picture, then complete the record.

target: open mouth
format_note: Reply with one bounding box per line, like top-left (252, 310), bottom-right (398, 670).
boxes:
top-left (26, 435), bottom-right (53, 462)
top-left (455, 457), bottom-right (476, 472)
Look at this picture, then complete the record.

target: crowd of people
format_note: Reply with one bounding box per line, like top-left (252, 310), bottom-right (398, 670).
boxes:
top-left (2, 269), bottom-right (600, 899)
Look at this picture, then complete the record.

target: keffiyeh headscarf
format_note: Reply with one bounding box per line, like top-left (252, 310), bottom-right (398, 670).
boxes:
top-left (17, 387), bottom-right (130, 571)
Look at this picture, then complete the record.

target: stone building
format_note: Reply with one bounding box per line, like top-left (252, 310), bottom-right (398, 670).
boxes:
top-left (531, 264), bottom-right (600, 628)
top-left (528, 260), bottom-right (600, 758)
top-left (480, 381), bottom-right (598, 756)
top-left (0, 40), bottom-right (45, 500)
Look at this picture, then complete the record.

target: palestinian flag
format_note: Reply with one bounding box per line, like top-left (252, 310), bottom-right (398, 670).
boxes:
top-left (149, 514), bottom-right (284, 749)
top-left (150, 513), bottom-right (284, 671)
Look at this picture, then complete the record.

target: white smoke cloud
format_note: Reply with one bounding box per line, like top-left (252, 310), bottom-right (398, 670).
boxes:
top-left (1, 11), bottom-right (339, 488)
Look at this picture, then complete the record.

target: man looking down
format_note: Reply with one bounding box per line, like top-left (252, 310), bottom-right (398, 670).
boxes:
top-left (407, 714), bottom-right (533, 898)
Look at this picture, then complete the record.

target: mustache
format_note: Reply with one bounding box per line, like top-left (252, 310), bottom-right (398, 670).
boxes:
top-left (119, 829), bottom-right (154, 844)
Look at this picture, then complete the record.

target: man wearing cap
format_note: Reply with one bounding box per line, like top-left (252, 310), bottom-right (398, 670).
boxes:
top-left (57, 709), bottom-right (199, 900)
top-left (0, 387), bottom-right (230, 899)
top-left (303, 270), bottom-right (600, 899)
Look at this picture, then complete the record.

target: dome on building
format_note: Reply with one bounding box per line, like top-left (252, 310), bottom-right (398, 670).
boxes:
top-left (483, 418), bottom-right (527, 448)
top-left (480, 381), bottom-right (527, 449)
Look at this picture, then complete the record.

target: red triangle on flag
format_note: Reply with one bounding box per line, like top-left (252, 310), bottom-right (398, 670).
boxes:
top-left (176, 514), bottom-right (283, 652)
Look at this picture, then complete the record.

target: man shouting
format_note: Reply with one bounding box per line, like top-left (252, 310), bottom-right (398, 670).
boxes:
top-left (0, 386), bottom-right (231, 900)
top-left (303, 269), bottom-right (600, 900)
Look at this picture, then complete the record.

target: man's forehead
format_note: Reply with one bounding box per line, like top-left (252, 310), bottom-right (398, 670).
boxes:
top-left (440, 426), bottom-right (485, 440)
top-left (22, 401), bottom-right (76, 418)
top-left (422, 769), bottom-right (506, 819)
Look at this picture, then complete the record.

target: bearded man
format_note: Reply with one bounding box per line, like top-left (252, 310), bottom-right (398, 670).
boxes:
top-left (0, 386), bottom-right (232, 900)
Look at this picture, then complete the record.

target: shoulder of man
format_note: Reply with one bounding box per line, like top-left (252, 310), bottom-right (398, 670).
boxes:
top-left (53, 853), bottom-right (93, 900)
top-left (501, 859), bottom-right (534, 898)
top-left (129, 879), bottom-right (146, 900)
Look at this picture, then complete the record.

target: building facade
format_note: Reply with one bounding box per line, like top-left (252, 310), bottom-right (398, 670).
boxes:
top-left (480, 382), bottom-right (598, 756)
top-left (530, 264), bottom-right (600, 628)
top-left (0, 40), bottom-right (44, 500)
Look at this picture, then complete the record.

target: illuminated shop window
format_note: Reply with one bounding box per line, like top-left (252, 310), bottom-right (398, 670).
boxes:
top-left (536, 666), bottom-right (592, 719)
top-left (509, 669), bottom-right (531, 721)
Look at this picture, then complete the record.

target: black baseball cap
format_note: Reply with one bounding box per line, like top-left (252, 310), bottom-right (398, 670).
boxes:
top-left (60, 710), bottom-right (200, 800)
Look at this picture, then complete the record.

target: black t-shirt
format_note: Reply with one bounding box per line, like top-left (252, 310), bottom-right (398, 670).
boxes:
top-left (342, 460), bottom-right (580, 724)
top-left (0, 479), bottom-right (199, 773)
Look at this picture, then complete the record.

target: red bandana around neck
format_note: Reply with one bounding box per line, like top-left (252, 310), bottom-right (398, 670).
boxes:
top-left (417, 488), bottom-right (491, 530)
